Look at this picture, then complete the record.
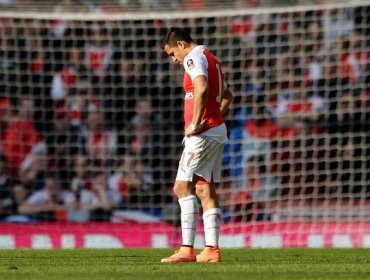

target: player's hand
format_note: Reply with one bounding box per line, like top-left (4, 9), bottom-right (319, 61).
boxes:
top-left (185, 119), bottom-right (207, 137)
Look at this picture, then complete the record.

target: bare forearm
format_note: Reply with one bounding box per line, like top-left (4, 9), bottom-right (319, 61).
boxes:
top-left (185, 75), bottom-right (209, 136)
top-left (191, 76), bottom-right (209, 125)
top-left (220, 88), bottom-right (234, 117)
top-left (192, 88), bottom-right (208, 125)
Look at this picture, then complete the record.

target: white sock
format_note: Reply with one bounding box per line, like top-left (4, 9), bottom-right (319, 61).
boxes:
top-left (178, 195), bottom-right (199, 247)
top-left (203, 208), bottom-right (222, 247)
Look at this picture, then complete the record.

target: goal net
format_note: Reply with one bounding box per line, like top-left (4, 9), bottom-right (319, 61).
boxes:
top-left (0, 0), bottom-right (369, 249)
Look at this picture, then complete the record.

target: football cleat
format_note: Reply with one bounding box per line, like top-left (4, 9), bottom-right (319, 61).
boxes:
top-left (161, 247), bottom-right (196, 263)
top-left (196, 246), bottom-right (221, 263)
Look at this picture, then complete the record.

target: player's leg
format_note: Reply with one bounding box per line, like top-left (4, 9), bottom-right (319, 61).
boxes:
top-left (175, 181), bottom-right (199, 249)
top-left (195, 181), bottom-right (222, 263)
top-left (194, 141), bottom-right (224, 263)
top-left (160, 180), bottom-right (198, 263)
top-left (161, 137), bottom-right (204, 263)
top-left (195, 179), bottom-right (219, 211)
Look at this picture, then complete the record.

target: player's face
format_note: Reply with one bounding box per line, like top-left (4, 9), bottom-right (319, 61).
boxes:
top-left (164, 42), bottom-right (186, 65)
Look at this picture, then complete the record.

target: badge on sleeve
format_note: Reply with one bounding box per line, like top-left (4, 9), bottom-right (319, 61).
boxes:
top-left (187, 59), bottom-right (195, 70)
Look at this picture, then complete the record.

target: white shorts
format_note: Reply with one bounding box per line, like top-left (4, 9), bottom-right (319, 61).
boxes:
top-left (176, 135), bottom-right (225, 183)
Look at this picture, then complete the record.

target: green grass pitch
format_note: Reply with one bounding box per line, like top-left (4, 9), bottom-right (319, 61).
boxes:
top-left (1, 249), bottom-right (370, 280)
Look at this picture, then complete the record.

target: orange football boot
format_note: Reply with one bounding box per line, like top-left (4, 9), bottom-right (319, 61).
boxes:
top-left (196, 246), bottom-right (221, 263)
top-left (161, 246), bottom-right (196, 263)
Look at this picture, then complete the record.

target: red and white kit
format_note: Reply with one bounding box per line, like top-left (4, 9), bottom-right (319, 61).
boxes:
top-left (176, 45), bottom-right (228, 183)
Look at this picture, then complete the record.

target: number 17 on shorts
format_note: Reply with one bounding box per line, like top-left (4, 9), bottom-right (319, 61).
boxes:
top-left (176, 136), bottom-right (223, 183)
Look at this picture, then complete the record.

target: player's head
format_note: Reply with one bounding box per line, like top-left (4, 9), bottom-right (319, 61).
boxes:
top-left (161, 27), bottom-right (195, 65)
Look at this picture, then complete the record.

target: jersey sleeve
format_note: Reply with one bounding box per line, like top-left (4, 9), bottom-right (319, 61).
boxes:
top-left (183, 53), bottom-right (208, 82)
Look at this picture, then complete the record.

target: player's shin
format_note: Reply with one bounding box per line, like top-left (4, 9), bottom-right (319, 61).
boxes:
top-left (178, 195), bottom-right (199, 247)
top-left (203, 208), bottom-right (222, 247)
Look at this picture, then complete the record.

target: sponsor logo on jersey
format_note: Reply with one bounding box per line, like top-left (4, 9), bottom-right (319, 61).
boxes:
top-left (187, 59), bottom-right (194, 70)
top-left (185, 92), bottom-right (194, 100)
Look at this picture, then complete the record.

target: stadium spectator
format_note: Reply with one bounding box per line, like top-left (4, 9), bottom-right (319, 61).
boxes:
top-left (19, 146), bottom-right (48, 192)
top-left (231, 155), bottom-right (277, 222)
top-left (289, 32), bottom-right (305, 75)
top-left (275, 54), bottom-right (293, 87)
top-left (70, 154), bottom-right (90, 194)
top-left (3, 97), bottom-right (46, 179)
top-left (0, 182), bottom-right (28, 220)
top-left (108, 154), bottom-right (142, 206)
top-left (274, 80), bottom-right (325, 139)
top-left (19, 174), bottom-right (75, 221)
top-left (45, 107), bottom-right (84, 181)
top-left (78, 109), bottom-right (117, 170)
top-left (85, 23), bottom-right (113, 80)
top-left (51, 47), bottom-right (83, 102)
top-left (253, 20), bottom-right (283, 59)
top-left (71, 154), bottom-right (89, 179)
top-left (322, 8), bottom-right (354, 52)
top-left (304, 18), bottom-right (324, 50)
top-left (338, 134), bottom-right (370, 197)
top-left (52, 0), bottom-right (75, 38)
top-left (0, 98), bottom-right (11, 149)
top-left (233, 62), bottom-right (266, 126)
top-left (315, 55), bottom-right (348, 107)
top-left (63, 20), bottom-right (87, 49)
top-left (129, 98), bottom-right (162, 129)
top-left (119, 123), bottom-right (158, 191)
top-left (102, 58), bottom-right (145, 129)
top-left (74, 171), bottom-right (122, 221)
top-left (117, 97), bottom-right (167, 200)
top-left (303, 45), bottom-right (323, 86)
top-left (66, 77), bottom-right (96, 129)
top-left (210, 17), bottom-right (242, 62)
top-left (336, 37), bottom-right (362, 85)
top-left (325, 90), bottom-right (370, 196)
top-left (0, 37), bottom-right (17, 98)
top-left (108, 153), bottom-right (173, 209)
top-left (325, 89), bottom-right (363, 135)
top-left (0, 155), bottom-right (13, 217)
top-left (270, 80), bottom-right (326, 194)
top-left (223, 100), bottom-right (277, 187)
top-left (231, 15), bottom-right (255, 43)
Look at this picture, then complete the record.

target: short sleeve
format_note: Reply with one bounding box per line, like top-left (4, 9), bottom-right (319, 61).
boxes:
top-left (183, 53), bottom-right (208, 82)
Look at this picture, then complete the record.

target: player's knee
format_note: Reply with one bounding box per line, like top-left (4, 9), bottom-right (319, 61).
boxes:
top-left (173, 181), bottom-right (192, 198)
top-left (195, 185), bottom-right (211, 200)
top-left (172, 183), bottom-right (182, 197)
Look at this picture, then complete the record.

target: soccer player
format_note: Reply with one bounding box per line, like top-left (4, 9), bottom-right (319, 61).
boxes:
top-left (160, 27), bottom-right (233, 263)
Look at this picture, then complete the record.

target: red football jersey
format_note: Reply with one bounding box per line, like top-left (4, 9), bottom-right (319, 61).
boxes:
top-left (182, 45), bottom-right (226, 133)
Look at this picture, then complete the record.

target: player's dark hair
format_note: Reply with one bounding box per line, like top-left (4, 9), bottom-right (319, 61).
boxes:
top-left (160, 27), bottom-right (194, 49)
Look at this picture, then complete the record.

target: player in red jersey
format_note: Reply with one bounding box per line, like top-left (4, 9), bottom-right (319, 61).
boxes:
top-left (160, 28), bottom-right (233, 263)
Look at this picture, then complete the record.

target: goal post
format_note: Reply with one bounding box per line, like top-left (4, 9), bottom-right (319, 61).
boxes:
top-left (0, 0), bottom-right (369, 249)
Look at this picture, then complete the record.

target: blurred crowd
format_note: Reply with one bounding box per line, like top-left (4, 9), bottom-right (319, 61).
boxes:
top-left (0, 4), bottom-right (369, 223)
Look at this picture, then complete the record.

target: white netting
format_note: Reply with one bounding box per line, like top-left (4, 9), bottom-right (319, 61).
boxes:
top-left (0, 0), bottom-right (369, 248)
top-left (0, 0), bottom-right (362, 13)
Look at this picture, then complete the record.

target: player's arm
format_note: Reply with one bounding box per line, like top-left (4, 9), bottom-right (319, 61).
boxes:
top-left (185, 75), bottom-right (208, 136)
top-left (220, 87), bottom-right (233, 117)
